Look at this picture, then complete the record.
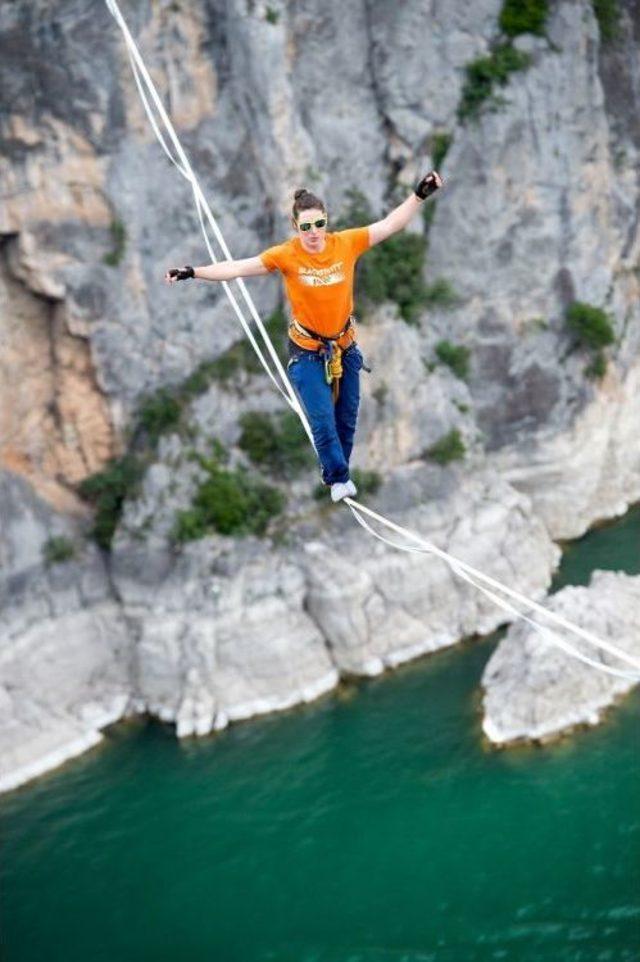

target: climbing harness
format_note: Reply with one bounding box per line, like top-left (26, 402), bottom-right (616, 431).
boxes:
top-left (105, 0), bottom-right (640, 684)
top-left (290, 317), bottom-right (353, 401)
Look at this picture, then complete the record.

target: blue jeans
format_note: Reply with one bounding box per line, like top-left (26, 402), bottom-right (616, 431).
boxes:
top-left (288, 341), bottom-right (364, 484)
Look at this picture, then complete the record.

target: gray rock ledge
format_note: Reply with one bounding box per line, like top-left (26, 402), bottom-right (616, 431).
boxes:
top-left (482, 572), bottom-right (640, 746)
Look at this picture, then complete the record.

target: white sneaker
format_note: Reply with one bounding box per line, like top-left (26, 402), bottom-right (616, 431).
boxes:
top-left (330, 479), bottom-right (357, 503)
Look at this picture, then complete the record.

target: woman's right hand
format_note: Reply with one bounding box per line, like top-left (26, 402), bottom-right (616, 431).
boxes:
top-left (164, 266), bottom-right (195, 283)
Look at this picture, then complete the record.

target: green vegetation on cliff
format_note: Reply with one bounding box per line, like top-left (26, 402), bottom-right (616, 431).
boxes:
top-left (42, 536), bottom-right (76, 566)
top-left (173, 450), bottom-right (285, 542)
top-left (565, 301), bottom-right (615, 381)
top-left (457, 0), bottom-right (551, 122)
top-left (592, 0), bottom-right (620, 41)
top-left (102, 219), bottom-right (127, 267)
top-left (457, 44), bottom-right (532, 122)
top-left (238, 411), bottom-right (314, 478)
top-left (78, 455), bottom-right (144, 550)
top-left (424, 429), bottom-right (466, 465)
top-left (435, 341), bottom-right (470, 380)
top-left (499, 0), bottom-right (549, 37)
top-left (565, 301), bottom-right (615, 350)
top-left (431, 131), bottom-right (453, 170)
top-left (77, 307), bottom-right (292, 549)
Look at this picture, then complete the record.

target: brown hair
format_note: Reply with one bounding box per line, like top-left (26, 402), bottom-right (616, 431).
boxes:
top-left (292, 188), bottom-right (326, 222)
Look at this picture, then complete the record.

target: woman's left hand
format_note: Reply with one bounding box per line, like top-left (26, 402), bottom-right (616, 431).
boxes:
top-left (415, 170), bottom-right (443, 200)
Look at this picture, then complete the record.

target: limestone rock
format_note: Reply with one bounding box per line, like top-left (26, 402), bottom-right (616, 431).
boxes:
top-left (356, 307), bottom-right (476, 470)
top-left (0, 472), bottom-right (134, 792)
top-left (0, 604), bottom-right (133, 793)
top-left (119, 541), bottom-right (339, 737)
top-left (482, 572), bottom-right (640, 745)
top-left (422, 0), bottom-right (640, 536)
top-left (493, 361), bottom-right (640, 539)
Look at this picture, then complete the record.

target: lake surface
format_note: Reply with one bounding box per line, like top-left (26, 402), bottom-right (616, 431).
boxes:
top-left (2, 506), bottom-right (639, 961)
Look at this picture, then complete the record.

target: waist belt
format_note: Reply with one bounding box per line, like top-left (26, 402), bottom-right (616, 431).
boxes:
top-left (289, 317), bottom-right (354, 402)
top-left (289, 316), bottom-right (353, 348)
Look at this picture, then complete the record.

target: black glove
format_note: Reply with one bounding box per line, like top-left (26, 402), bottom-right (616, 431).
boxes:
top-left (414, 172), bottom-right (441, 201)
top-left (168, 265), bottom-right (195, 281)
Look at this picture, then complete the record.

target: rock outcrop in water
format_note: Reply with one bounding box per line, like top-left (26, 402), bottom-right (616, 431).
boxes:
top-left (1, 0), bottom-right (639, 791)
top-left (482, 572), bottom-right (640, 744)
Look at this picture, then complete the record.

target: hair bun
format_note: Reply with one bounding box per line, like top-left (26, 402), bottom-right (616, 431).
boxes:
top-left (291, 187), bottom-right (326, 220)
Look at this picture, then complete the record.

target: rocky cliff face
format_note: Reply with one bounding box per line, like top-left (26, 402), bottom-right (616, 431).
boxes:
top-left (1, 0), bottom-right (638, 791)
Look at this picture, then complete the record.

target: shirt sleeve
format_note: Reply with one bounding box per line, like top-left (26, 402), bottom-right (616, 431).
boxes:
top-left (339, 227), bottom-right (371, 259)
top-left (259, 243), bottom-right (287, 273)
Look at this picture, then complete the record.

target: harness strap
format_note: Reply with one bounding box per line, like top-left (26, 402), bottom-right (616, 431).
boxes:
top-left (289, 317), bottom-right (353, 403)
top-left (290, 316), bottom-right (353, 347)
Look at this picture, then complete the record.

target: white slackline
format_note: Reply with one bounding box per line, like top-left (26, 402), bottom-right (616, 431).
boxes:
top-left (105, 0), bottom-right (639, 681)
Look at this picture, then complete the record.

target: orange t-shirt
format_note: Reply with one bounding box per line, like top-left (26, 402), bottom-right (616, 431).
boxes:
top-left (259, 227), bottom-right (371, 350)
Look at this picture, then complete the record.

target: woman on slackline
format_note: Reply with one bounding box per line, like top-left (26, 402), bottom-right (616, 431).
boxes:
top-left (166, 170), bottom-right (442, 502)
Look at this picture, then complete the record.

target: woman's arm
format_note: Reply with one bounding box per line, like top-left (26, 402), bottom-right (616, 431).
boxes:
top-left (367, 170), bottom-right (442, 248)
top-left (165, 256), bottom-right (269, 284)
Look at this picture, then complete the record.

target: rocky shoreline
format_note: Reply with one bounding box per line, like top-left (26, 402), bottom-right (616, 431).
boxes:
top-left (1, 464), bottom-right (560, 793)
top-left (2, 449), bottom-right (638, 794)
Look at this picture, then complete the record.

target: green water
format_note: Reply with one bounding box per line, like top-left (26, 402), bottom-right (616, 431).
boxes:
top-left (552, 504), bottom-right (640, 590)
top-left (2, 509), bottom-right (639, 962)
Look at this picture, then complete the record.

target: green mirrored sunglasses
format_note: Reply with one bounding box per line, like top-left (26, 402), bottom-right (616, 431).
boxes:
top-left (298, 218), bottom-right (327, 231)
